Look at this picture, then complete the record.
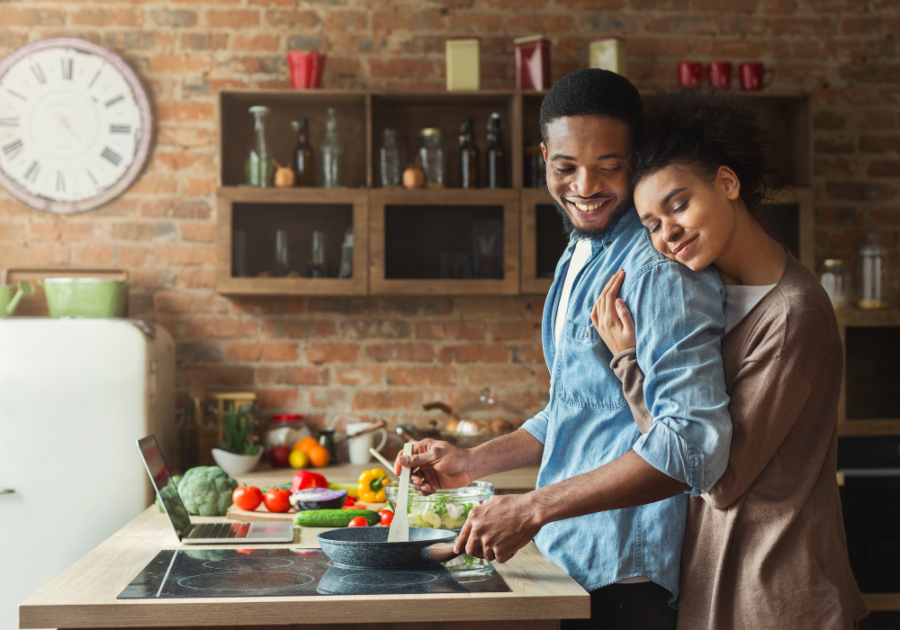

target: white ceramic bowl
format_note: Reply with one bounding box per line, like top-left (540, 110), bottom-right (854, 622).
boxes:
top-left (211, 447), bottom-right (263, 476)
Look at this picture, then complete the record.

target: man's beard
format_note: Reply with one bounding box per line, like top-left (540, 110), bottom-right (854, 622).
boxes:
top-left (547, 186), bottom-right (632, 241)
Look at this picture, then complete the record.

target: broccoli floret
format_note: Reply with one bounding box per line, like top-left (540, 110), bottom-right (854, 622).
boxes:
top-left (177, 466), bottom-right (239, 516)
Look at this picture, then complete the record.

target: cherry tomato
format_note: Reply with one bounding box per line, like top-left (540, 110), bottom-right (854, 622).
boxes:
top-left (263, 487), bottom-right (292, 513)
top-left (348, 516), bottom-right (369, 527)
top-left (267, 445), bottom-right (291, 468)
top-left (232, 486), bottom-right (263, 511)
top-left (378, 509), bottom-right (394, 526)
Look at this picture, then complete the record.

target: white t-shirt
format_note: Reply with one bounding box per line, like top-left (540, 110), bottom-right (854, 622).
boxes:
top-left (554, 239), bottom-right (593, 343)
top-left (724, 284), bottom-right (777, 333)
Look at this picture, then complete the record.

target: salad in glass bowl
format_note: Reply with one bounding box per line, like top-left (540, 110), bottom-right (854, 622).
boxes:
top-left (385, 481), bottom-right (494, 531)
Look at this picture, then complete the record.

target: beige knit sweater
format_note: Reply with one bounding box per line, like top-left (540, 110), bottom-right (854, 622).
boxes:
top-left (611, 253), bottom-right (867, 630)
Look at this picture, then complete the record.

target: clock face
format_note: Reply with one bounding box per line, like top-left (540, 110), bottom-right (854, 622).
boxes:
top-left (0, 38), bottom-right (152, 214)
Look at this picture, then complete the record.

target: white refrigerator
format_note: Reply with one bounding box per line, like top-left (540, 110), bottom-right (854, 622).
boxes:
top-left (0, 319), bottom-right (176, 630)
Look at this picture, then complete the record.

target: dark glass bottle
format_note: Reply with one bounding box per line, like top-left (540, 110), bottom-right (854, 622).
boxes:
top-left (180, 404), bottom-right (198, 472)
top-left (292, 118), bottom-right (314, 187)
top-left (486, 113), bottom-right (505, 188)
top-left (459, 117), bottom-right (478, 189)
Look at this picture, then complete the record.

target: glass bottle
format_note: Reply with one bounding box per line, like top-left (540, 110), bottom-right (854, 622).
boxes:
top-left (180, 404), bottom-right (198, 472)
top-left (338, 228), bottom-right (354, 279)
top-left (308, 229), bottom-right (326, 278)
top-left (380, 128), bottom-right (402, 187)
top-left (292, 118), bottom-right (314, 187)
top-left (820, 259), bottom-right (849, 310)
top-left (244, 106), bottom-right (273, 187)
top-left (486, 112), bottom-right (505, 188)
top-left (859, 235), bottom-right (889, 310)
top-left (319, 107), bottom-right (344, 188)
top-left (274, 229), bottom-right (290, 277)
top-left (418, 128), bottom-right (445, 188)
top-left (459, 117), bottom-right (478, 189)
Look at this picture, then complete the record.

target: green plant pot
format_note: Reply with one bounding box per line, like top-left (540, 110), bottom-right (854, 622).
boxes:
top-left (41, 278), bottom-right (130, 318)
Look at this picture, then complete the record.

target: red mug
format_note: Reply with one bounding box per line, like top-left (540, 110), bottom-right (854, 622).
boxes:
top-left (287, 50), bottom-right (325, 89)
top-left (677, 62), bottom-right (705, 88)
top-left (708, 62), bottom-right (732, 90)
top-left (739, 62), bottom-right (775, 91)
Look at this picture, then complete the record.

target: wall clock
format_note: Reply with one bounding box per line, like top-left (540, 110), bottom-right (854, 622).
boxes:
top-left (0, 38), bottom-right (152, 214)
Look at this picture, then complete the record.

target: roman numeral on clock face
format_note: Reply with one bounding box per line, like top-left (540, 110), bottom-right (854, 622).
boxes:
top-left (101, 146), bottom-right (122, 166)
top-left (24, 160), bottom-right (39, 182)
top-left (105, 94), bottom-right (124, 108)
top-left (30, 64), bottom-right (46, 85)
top-left (3, 139), bottom-right (23, 159)
top-left (56, 171), bottom-right (65, 192)
top-left (110, 124), bottom-right (131, 134)
top-left (0, 117), bottom-right (19, 127)
top-left (61, 58), bottom-right (73, 81)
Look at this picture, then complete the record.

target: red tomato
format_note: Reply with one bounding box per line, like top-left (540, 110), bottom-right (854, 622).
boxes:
top-left (343, 505), bottom-right (366, 510)
top-left (267, 445), bottom-right (291, 468)
top-left (348, 516), bottom-right (369, 527)
top-left (235, 549), bottom-right (256, 554)
top-left (263, 487), bottom-right (292, 513)
top-left (232, 486), bottom-right (263, 512)
top-left (378, 509), bottom-right (393, 526)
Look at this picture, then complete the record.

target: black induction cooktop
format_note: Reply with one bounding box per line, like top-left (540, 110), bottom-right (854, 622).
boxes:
top-left (118, 548), bottom-right (511, 598)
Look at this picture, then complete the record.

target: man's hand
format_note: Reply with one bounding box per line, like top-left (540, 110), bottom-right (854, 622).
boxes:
top-left (454, 493), bottom-right (542, 563)
top-left (394, 439), bottom-right (474, 495)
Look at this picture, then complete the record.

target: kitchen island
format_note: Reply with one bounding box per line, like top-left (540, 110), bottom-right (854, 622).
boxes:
top-left (19, 504), bottom-right (588, 630)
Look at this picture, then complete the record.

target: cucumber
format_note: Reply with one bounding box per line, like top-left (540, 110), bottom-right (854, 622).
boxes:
top-left (293, 509), bottom-right (379, 528)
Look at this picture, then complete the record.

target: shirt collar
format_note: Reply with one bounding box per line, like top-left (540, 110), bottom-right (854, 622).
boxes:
top-left (564, 206), bottom-right (640, 257)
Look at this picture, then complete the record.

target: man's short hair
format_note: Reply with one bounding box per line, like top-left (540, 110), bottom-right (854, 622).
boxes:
top-left (539, 69), bottom-right (642, 146)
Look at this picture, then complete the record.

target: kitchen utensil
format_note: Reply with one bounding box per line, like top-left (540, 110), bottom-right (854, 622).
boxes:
top-left (388, 443), bottom-right (413, 542)
top-left (369, 447), bottom-right (397, 477)
top-left (0, 280), bottom-right (34, 317)
top-left (317, 526), bottom-right (458, 570)
top-left (287, 50), bottom-right (325, 89)
top-left (346, 421), bottom-right (388, 465)
top-left (739, 62), bottom-right (775, 91)
top-left (41, 278), bottom-right (130, 318)
top-left (386, 481), bottom-right (494, 532)
top-left (678, 61), bottom-right (705, 87)
top-left (708, 61), bottom-right (732, 89)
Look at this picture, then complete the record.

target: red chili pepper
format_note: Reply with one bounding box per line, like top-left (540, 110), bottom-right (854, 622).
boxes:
top-left (343, 496), bottom-right (358, 508)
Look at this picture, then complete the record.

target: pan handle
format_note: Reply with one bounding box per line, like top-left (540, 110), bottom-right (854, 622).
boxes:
top-left (425, 542), bottom-right (460, 564)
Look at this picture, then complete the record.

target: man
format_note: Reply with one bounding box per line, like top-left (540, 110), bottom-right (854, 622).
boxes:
top-left (397, 69), bottom-right (732, 629)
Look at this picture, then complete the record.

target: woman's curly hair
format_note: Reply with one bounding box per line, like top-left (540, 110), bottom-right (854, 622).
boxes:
top-left (631, 88), bottom-right (783, 211)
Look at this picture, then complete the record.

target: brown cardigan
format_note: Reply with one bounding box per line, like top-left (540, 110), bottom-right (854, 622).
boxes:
top-left (611, 253), bottom-right (867, 630)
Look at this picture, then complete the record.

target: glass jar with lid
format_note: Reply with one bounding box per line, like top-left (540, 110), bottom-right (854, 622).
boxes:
top-left (820, 259), bottom-right (850, 310)
top-left (264, 413), bottom-right (306, 449)
top-left (859, 235), bottom-right (889, 310)
top-left (418, 128), bottom-right (445, 188)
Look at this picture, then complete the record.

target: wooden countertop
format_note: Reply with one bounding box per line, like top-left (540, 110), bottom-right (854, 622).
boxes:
top-left (230, 462), bottom-right (541, 493)
top-left (19, 507), bottom-right (587, 629)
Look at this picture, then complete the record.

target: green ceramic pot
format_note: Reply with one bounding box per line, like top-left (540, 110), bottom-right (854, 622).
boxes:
top-left (0, 280), bottom-right (35, 317)
top-left (41, 278), bottom-right (130, 318)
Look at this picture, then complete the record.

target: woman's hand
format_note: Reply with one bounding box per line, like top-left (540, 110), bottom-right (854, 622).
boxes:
top-left (591, 269), bottom-right (637, 355)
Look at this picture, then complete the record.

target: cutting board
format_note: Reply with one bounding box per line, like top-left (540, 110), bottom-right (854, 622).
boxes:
top-left (226, 501), bottom-right (388, 522)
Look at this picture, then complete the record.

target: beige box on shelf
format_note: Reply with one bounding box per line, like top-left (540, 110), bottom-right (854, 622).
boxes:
top-left (590, 37), bottom-right (627, 78)
top-left (446, 37), bottom-right (480, 91)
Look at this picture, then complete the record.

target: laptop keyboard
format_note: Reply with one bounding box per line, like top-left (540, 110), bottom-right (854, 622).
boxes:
top-left (186, 522), bottom-right (251, 539)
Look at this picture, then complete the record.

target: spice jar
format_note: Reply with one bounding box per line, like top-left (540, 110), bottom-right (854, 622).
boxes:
top-left (820, 259), bottom-right (850, 310)
top-left (859, 235), bottom-right (889, 310)
top-left (418, 128), bottom-right (445, 188)
top-left (265, 414), bottom-right (305, 449)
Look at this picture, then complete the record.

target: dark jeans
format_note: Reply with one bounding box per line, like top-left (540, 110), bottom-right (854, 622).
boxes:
top-left (562, 582), bottom-right (678, 630)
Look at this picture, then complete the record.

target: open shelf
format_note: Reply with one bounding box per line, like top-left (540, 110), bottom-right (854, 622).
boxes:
top-left (521, 188), bottom-right (568, 295)
top-left (215, 188), bottom-right (368, 296)
top-left (369, 188), bottom-right (519, 295)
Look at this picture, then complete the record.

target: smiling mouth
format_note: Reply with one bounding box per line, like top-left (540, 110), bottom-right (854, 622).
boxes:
top-left (672, 236), bottom-right (698, 258)
top-left (565, 197), bottom-right (615, 221)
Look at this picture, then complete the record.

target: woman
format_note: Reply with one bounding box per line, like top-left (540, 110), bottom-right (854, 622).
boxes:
top-left (591, 89), bottom-right (867, 629)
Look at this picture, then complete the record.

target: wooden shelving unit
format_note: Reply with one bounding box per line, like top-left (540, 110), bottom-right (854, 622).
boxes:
top-left (215, 89), bottom-right (815, 298)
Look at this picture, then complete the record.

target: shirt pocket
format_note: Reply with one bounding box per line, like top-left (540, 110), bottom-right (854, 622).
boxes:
top-left (555, 319), bottom-right (628, 410)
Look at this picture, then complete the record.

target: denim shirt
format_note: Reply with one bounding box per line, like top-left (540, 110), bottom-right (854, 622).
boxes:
top-left (520, 208), bottom-right (731, 601)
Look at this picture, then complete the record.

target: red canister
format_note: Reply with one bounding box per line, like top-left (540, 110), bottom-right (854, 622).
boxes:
top-left (514, 35), bottom-right (551, 91)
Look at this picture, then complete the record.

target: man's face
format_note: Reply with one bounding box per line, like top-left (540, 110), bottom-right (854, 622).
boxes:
top-left (541, 115), bottom-right (633, 239)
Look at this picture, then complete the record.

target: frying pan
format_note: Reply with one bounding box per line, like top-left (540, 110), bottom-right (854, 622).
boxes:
top-left (316, 527), bottom-right (459, 570)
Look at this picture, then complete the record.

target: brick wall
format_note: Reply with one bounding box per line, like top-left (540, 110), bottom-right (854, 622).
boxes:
top-left (1, 0), bottom-right (898, 433)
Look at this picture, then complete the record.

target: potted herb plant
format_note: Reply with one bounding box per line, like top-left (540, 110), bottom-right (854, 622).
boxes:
top-left (211, 403), bottom-right (263, 476)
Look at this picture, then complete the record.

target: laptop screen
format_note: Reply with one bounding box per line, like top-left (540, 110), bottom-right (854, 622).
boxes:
top-left (137, 435), bottom-right (191, 538)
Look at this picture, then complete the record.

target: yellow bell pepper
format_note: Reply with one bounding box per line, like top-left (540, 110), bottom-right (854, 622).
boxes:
top-left (358, 468), bottom-right (390, 503)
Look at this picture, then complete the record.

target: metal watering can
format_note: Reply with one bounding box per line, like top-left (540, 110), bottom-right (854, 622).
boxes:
top-left (0, 280), bottom-right (35, 317)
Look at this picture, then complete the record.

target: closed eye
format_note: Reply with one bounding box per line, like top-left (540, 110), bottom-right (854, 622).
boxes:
top-left (673, 201), bottom-right (688, 213)
top-left (646, 221), bottom-right (660, 234)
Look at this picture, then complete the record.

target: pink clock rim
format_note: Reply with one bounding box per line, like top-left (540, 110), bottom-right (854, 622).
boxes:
top-left (0, 37), bottom-right (153, 215)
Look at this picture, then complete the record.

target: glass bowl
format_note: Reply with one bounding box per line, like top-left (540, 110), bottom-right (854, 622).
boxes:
top-left (386, 481), bottom-right (494, 532)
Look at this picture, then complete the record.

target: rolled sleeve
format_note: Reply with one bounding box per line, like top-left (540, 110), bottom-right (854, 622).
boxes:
top-left (625, 259), bottom-right (731, 496)
top-left (520, 402), bottom-right (551, 445)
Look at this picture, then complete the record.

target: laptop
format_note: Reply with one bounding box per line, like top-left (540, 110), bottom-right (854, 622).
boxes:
top-left (137, 435), bottom-right (294, 544)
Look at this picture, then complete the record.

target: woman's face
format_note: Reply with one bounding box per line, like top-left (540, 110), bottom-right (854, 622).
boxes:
top-left (633, 164), bottom-right (740, 272)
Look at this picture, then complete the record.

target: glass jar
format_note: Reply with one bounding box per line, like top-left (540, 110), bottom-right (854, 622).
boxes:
top-left (418, 128), bottom-right (445, 188)
top-left (274, 229), bottom-right (290, 277)
top-left (820, 259), bottom-right (849, 310)
top-left (859, 235), bottom-right (889, 310)
top-left (244, 106), bottom-right (273, 187)
top-left (379, 128), bottom-right (401, 187)
top-left (265, 414), bottom-right (305, 450)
